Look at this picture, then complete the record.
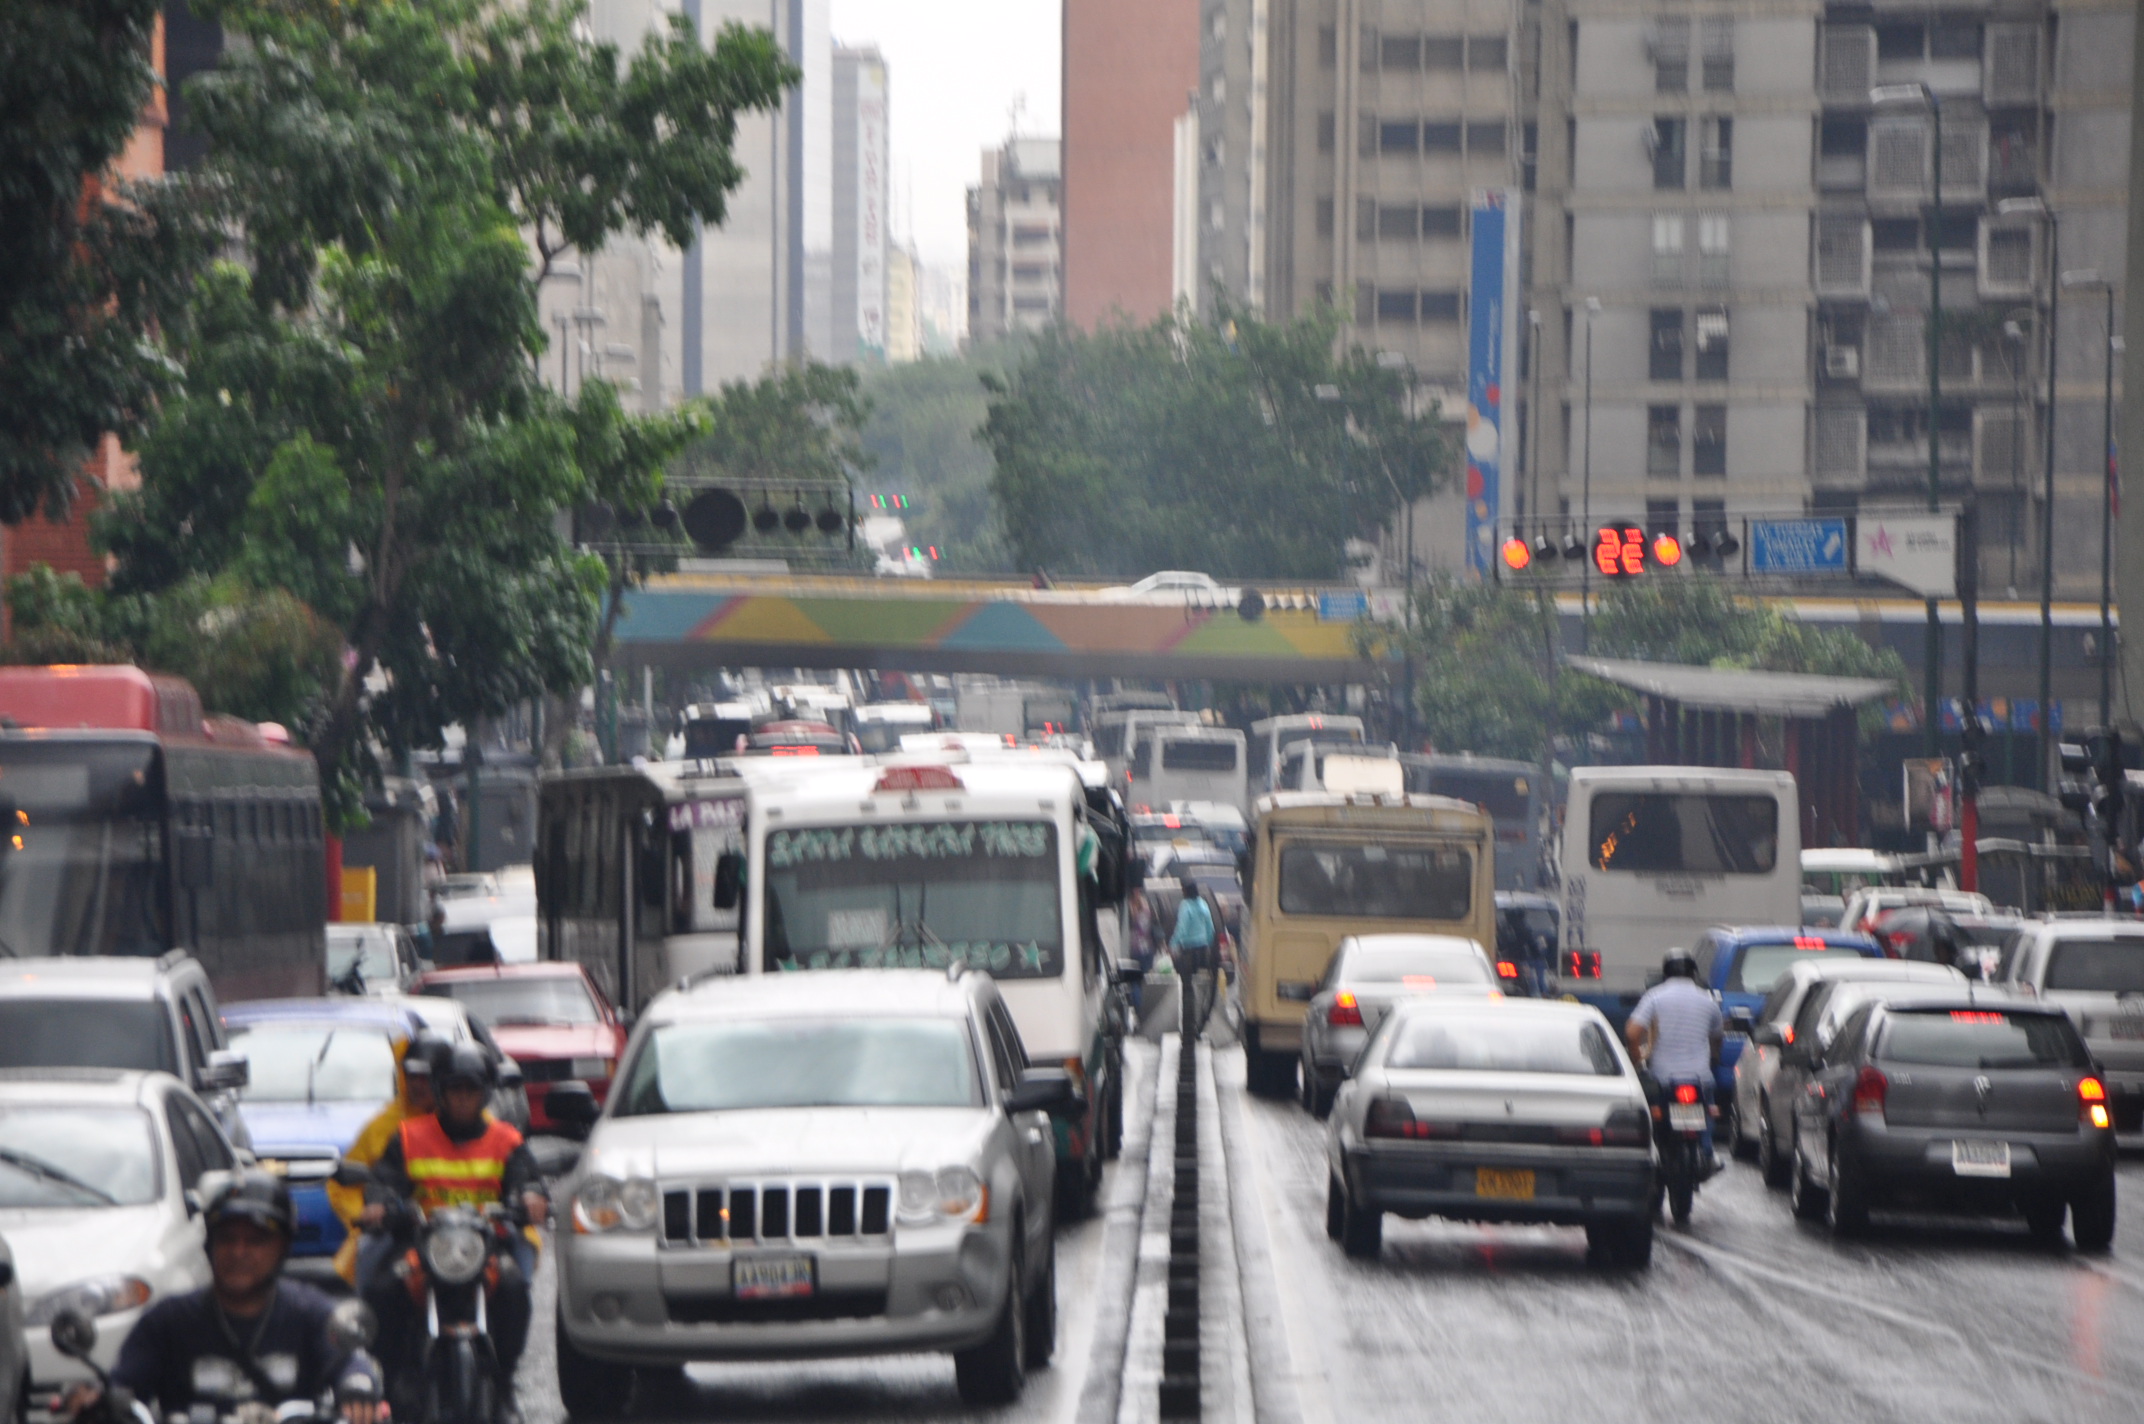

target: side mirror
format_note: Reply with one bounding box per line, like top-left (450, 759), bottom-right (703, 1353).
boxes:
top-left (1276, 981), bottom-right (1316, 1003)
top-left (331, 1159), bottom-right (376, 1189)
top-left (48, 1307), bottom-right (97, 1361)
top-left (1006, 1066), bottom-right (1080, 1116)
top-left (547, 1080), bottom-right (601, 1131)
top-left (1751, 1025), bottom-right (1783, 1049)
top-left (1727, 1007), bottom-right (1756, 1034)
top-left (712, 852), bottom-right (744, 911)
top-left (325, 1298), bottom-right (377, 1352)
top-left (201, 1049), bottom-right (250, 1093)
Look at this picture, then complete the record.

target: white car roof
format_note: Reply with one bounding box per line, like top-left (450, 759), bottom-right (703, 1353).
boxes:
top-left (0, 959), bottom-right (169, 1000)
top-left (1787, 958), bottom-right (1967, 987)
top-left (1383, 994), bottom-right (1605, 1024)
top-left (1341, 933), bottom-right (1490, 957)
top-left (0, 1067), bottom-right (174, 1105)
top-left (654, 969), bottom-right (983, 1024)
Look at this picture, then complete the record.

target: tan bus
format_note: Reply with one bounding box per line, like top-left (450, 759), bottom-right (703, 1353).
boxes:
top-left (1237, 791), bottom-right (1497, 1097)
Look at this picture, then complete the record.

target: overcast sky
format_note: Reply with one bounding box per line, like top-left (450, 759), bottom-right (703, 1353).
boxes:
top-left (829, 0), bottom-right (1060, 271)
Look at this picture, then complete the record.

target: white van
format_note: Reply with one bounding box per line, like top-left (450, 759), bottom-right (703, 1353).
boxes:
top-left (1247, 713), bottom-right (1366, 800)
top-left (1128, 725), bottom-right (1247, 812)
top-left (1558, 766), bottom-right (1800, 1014)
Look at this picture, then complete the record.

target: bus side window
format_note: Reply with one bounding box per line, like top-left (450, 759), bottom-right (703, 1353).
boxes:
top-left (1078, 874), bottom-right (1102, 981)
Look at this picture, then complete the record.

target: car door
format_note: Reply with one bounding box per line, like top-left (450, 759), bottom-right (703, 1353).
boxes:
top-left (1768, 982), bottom-right (1840, 1154)
top-left (1794, 1004), bottom-right (1874, 1179)
top-left (1736, 975), bottom-right (1794, 1128)
top-left (985, 1000), bottom-right (1055, 1251)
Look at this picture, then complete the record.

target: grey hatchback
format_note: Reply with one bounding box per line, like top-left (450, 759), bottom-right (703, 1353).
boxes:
top-left (1786, 993), bottom-right (2117, 1249)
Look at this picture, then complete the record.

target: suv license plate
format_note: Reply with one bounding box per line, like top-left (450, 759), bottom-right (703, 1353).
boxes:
top-left (1667, 1103), bottom-right (1707, 1131)
top-left (1951, 1140), bottom-right (2012, 1178)
top-left (1475, 1168), bottom-right (1535, 1200)
top-left (734, 1254), bottom-right (816, 1300)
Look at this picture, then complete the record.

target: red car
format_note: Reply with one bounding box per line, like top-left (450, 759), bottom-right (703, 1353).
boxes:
top-left (411, 963), bottom-right (625, 1131)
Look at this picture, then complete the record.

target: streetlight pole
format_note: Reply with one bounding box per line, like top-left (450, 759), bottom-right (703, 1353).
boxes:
top-left (2063, 273), bottom-right (2119, 724)
top-left (1581, 297), bottom-right (1600, 650)
top-left (2005, 315), bottom-right (2028, 596)
top-left (1997, 196), bottom-right (2061, 786)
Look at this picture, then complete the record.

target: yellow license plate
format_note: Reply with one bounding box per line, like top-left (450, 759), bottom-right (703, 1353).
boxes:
top-left (1474, 1168), bottom-right (1535, 1200)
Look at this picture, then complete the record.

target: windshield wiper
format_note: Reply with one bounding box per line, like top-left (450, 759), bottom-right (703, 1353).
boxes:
top-left (0, 1145), bottom-right (118, 1204)
top-left (307, 1030), bottom-right (337, 1108)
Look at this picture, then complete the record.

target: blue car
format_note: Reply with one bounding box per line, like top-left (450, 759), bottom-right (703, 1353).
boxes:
top-left (221, 998), bottom-right (425, 1276)
top-left (1687, 927), bottom-right (1883, 1129)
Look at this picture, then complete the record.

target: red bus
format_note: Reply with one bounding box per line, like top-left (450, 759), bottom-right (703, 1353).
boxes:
top-left (0, 665), bottom-right (326, 1000)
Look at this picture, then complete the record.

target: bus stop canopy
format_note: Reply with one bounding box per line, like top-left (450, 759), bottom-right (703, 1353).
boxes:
top-left (1564, 656), bottom-right (1895, 717)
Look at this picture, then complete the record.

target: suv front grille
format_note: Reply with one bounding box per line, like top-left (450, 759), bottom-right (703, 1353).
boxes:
top-left (660, 1180), bottom-right (894, 1246)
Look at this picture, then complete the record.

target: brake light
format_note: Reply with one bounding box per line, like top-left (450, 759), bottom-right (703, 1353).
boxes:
top-left (1782, 1025), bottom-right (1795, 1046)
top-left (1363, 1097), bottom-right (1457, 1140)
top-left (1327, 992), bottom-right (1364, 1027)
top-left (1162, 815), bottom-right (1182, 829)
top-left (873, 765), bottom-right (964, 793)
top-left (1563, 950), bottom-right (1601, 979)
top-left (1672, 1082), bottom-right (1701, 1106)
top-left (1850, 1066), bottom-right (1888, 1119)
top-left (1495, 960), bottom-right (1519, 980)
top-left (770, 745), bottom-right (821, 757)
top-left (1793, 935), bottom-right (1826, 950)
top-left (2081, 1077), bottom-right (2111, 1129)
top-left (1949, 1011), bottom-right (2004, 1024)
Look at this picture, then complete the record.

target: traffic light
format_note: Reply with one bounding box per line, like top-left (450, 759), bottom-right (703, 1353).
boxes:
top-left (2058, 739), bottom-right (2093, 816)
top-left (2088, 728), bottom-right (2125, 845)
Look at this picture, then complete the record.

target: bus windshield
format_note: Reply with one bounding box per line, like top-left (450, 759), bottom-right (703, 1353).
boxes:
top-left (1587, 792), bottom-right (1778, 875)
top-left (1414, 767), bottom-right (1535, 821)
top-left (762, 820), bottom-right (1064, 977)
top-left (0, 742), bottom-right (168, 958)
top-left (1278, 840), bottom-right (1473, 920)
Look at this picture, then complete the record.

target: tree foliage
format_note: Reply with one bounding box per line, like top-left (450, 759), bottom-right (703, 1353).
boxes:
top-left (980, 301), bottom-right (1453, 580)
top-left (88, 0), bottom-right (793, 816)
top-left (0, 0), bottom-right (210, 520)
top-left (857, 347), bottom-right (1019, 573)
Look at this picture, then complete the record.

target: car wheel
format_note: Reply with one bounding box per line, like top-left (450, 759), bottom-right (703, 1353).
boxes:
top-left (1055, 1154), bottom-right (1096, 1225)
top-left (2023, 1197), bottom-right (2068, 1246)
top-left (1789, 1137), bottom-right (1827, 1222)
top-left (1022, 1230), bottom-right (1057, 1369)
top-left (1326, 1174), bottom-right (1346, 1242)
top-left (1757, 1100), bottom-right (1790, 1190)
top-left (955, 1239), bottom-right (1029, 1406)
top-left (2071, 1172), bottom-right (2117, 1254)
top-left (1823, 1136), bottom-right (1868, 1237)
top-left (1719, 1098), bottom-right (1746, 1160)
top-left (1298, 1055), bottom-right (1317, 1113)
top-left (1246, 1046), bottom-right (1295, 1099)
top-left (555, 1309), bottom-right (639, 1420)
top-left (1101, 1068), bottom-right (1125, 1161)
top-left (1339, 1185), bottom-right (1382, 1259)
top-left (1585, 1217), bottom-right (1653, 1270)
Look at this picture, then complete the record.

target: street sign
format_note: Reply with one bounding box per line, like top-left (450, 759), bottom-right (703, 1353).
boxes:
top-left (1318, 590), bottom-right (1368, 622)
top-left (1749, 518), bottom-right (1848, 573)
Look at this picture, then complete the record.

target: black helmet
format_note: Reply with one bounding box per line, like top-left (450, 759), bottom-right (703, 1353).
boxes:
top-left (439, 1042), bottom-right (494, 1091)
top-left (401, 1030), bottom-right (448, 1079)
top-left (204, 1169), bottom-right (295, 1240)
top-left (1661, 949), bottom-right (1699, 981)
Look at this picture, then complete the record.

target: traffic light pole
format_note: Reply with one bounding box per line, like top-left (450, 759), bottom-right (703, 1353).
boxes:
top-left (1960, 502), bottom-right (1981, 892)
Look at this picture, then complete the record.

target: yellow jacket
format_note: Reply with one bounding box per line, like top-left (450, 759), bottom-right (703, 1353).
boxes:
top-left (329, 1049), bottom-right (426, 1283)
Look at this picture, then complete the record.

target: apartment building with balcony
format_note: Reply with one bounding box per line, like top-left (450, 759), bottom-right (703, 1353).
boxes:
top-left (967, 138), bottom-right (1065, 345)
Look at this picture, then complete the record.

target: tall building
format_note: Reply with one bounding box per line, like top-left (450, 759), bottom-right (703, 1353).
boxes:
top-left (1063, 0), bottom-right (1202, 326)
top-left (967, 139), bottom-right (1066, 345)
top-left (1220, 0), bottom-right (2129, 593)
top-left (831, 46), bottom-right (891, 363)
top-left (886, 244), bottom-right (922, 362)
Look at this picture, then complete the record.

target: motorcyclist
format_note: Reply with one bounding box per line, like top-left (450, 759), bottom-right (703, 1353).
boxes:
top-left (330, 1031), bottom-right (448, 1286)
top-left (63, 1171), bottom-right (381, 1423)
top-left (1625, 949), bottom-right (1725, 1170)
top-left (360, 1043), bottom-right (544, 1423)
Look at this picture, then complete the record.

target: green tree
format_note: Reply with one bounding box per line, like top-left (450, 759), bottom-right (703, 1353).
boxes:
top-left (858, 347), bottom-right (1020, 572)
top-left (981, 300), bottom-right (1452, 580)
top-left (90, 0), bottom-right (794, 814)
top-left (0, 0), bottom-right (210, 520)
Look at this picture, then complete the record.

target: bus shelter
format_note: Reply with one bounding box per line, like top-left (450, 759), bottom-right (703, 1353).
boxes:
top-left (1566, 657), bottom-right (1896, 849)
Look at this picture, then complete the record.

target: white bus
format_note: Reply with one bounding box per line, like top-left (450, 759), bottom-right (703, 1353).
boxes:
top-left (1094, 707), bottom-right (1200, 784)
top-left (1557, 766), bottom-right (1801, 1017)
top-left (737, 757), bottom-right (1127, 1215)
top-left (850, 701), bottom-right (939, 753)
top-left (1128, 725), bottom-right (1247, 812)
top-left (1246, 713), bottom-right (1365, 801)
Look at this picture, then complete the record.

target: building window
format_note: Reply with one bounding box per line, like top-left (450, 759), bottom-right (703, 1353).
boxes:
top-left (1420, 291), bottom-right (1463, 322)
top-left (1422, 205), bottom-right (1463, 238)
top-left (1694, 308), bottom-right (1730, 380)
top-left (1377, 290), bottom-right (1418, 323)
top-left (1697, 213), bottom-right (1730, 286)
top-left (1319, 26), bottom-right (1337, 66)
top-left (1012, 264), bottom-right (1047, 281)
top-left (1424, 35), bottom-right (1464, 70)
top-left (1316, 198), bottom-right (1334, 237)
top-left (1652, 117), bottom-right (1687, 190)
top-left (1380, 120), bottom-right (1419, 154)
top-left (1467, 121), bottom-right (1507, 157)
top-left (1468, 35), bottom-right (1508, 70)
top-left (1701, 18), bottom-right (1735, 91)
top-left (1693, 405), bottom-right (1727, 475)
top-left (1356, 197), bottom-right (1376, 242)
top-left (1652, 214), bottom-right (1686, 285)
top-left (1648, 405), bottom-right (1683, 475)
top-left (1378, 205), bottom-right (1418, 239)
top-left (1381, 35), bottom-right (1420, 69)
top-left (1700, 118), bottom-right (1732, 189)
top-left (1653, 19), bottom-right (1689, 93)
top-left (1522, 122), bottom-right (1539, 191)
top-left (1423, 121), bottom-right (1462, 153)
top-left (1650, 310), bottom-right (1685, 381)
top-left (1012, 225), bottom-right (1053, 246)
top-left (1318, 112), bottom-right (1335, 154)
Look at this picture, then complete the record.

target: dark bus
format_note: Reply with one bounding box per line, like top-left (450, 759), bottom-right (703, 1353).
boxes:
top-left (0, 665), bottom-right (327, 1000)
top-left (1401, 754), bottom-right (1549, 890)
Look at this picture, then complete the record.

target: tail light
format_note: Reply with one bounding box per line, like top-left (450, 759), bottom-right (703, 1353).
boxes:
top-left (1850, 1066), bottom-right (1888, 1120)
top-left (1563, 950), bottom-right (1602, 979)
top-left (1672, 1082), bottom-right (1701, 1106)
top-left (2080, 1076), bottom-right (2111, 1130)
top-left (1364, 1097), bottom-right (1458, 1140)
top-left (1555, 1107), bottom-right (1648, 1146)
top-left (1495, 960), bottom-right (1519, 980)
top-left (1884, 932), bottom-right (1910, 957)
top-left (1781, 1025), bottom-right (1796, 1046)
top-left (1327, 992), bottom-right (1364, 1027)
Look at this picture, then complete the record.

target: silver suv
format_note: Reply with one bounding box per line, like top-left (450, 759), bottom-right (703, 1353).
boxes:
top-left (552, 968), bottom-right (1072, 1412)
top-left (2000, 918), bottom-right (2144, 1144)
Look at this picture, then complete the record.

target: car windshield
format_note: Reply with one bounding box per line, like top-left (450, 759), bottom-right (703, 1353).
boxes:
top-left (614, 1018), bottom-right (982, 1113)
top-left (761, 821), bottom-right (1063, 977)
top-left (227, 1024), bottom-right (399, 1102)
top-left (0, 999), bottom-right (177, 1073)
top-left (1729, 943), bottom-right (1867, 995)
top-left (1384, 1014), bottom-right (1625, 1076)
top-left (1278, 841), bottom-right (1473, 920)
top-left (1878, 1010), bottom-right (2087, 1069)
top-left (1342, 945), bottom-right (1491, 985)
top-left (328, 930), bottom-right (400, 986)
top-left (0, 1105), bottom-right (159, 1207)
top-left (2043, 939), bottom-right (2144, 994)
top-left (428, 975), bottom-right (600, 1027)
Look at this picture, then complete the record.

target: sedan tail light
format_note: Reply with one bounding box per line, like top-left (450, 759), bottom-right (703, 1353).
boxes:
top-left (2080, 1076), bottom-right (2111, 1130)
top-left (1850, 1066), bottom-right (1888, 1120)
top-left (1363, 1097), bottom-right (1458, 1140)
top-left (1555, 1107), bottom-right (1648, 1147)
top-left (1495, 960), bottom-right (1519, 980)
top-left (1327, 992), bottom-right (1364, 1027)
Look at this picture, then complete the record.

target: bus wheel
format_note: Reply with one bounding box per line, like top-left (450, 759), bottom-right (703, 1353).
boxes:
top-left (1245, 1045), bottom-right (1295, 1100)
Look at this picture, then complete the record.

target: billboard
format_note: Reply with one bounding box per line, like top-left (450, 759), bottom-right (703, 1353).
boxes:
top-left (854, 57), bottom-right (888, 359)
top-left (1465, 189), bottom-right (1522, 577)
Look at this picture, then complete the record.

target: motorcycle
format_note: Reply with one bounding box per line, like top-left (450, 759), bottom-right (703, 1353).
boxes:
top-left (48, 1298), bottom-right (379, 1424)
top-left (1649, 1075), bottom-right (1716, 1227)
top-left (336, 1161), bottom-right (524, 1424)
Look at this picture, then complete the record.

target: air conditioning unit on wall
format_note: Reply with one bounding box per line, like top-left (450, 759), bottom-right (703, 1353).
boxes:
top-left (1824, 345), bottom-right (1861, 380)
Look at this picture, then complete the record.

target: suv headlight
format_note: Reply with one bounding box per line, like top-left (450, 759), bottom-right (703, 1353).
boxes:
top-left (897, 1167), bottom-right (988, 1225)
top-left (572, 1175), bottom-right (659, 1234)
top-left (29, 1275), bottom-right (153, 1326)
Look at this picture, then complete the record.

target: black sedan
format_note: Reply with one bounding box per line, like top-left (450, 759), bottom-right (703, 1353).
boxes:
top-left (1787, 993), bottom-right (2117, 1249)
top-left (1866, 907), bottom-right (2026, 980)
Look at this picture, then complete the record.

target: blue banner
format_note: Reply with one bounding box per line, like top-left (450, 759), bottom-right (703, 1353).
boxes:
top-left (1749, 518), bottom-right (1849, 573)
top-left (1464, 192), bottom-right (1514, 577)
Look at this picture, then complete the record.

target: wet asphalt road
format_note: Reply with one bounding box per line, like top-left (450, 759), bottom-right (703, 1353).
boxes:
top-left (1224, 1048), bottom-right (2144, 1424)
